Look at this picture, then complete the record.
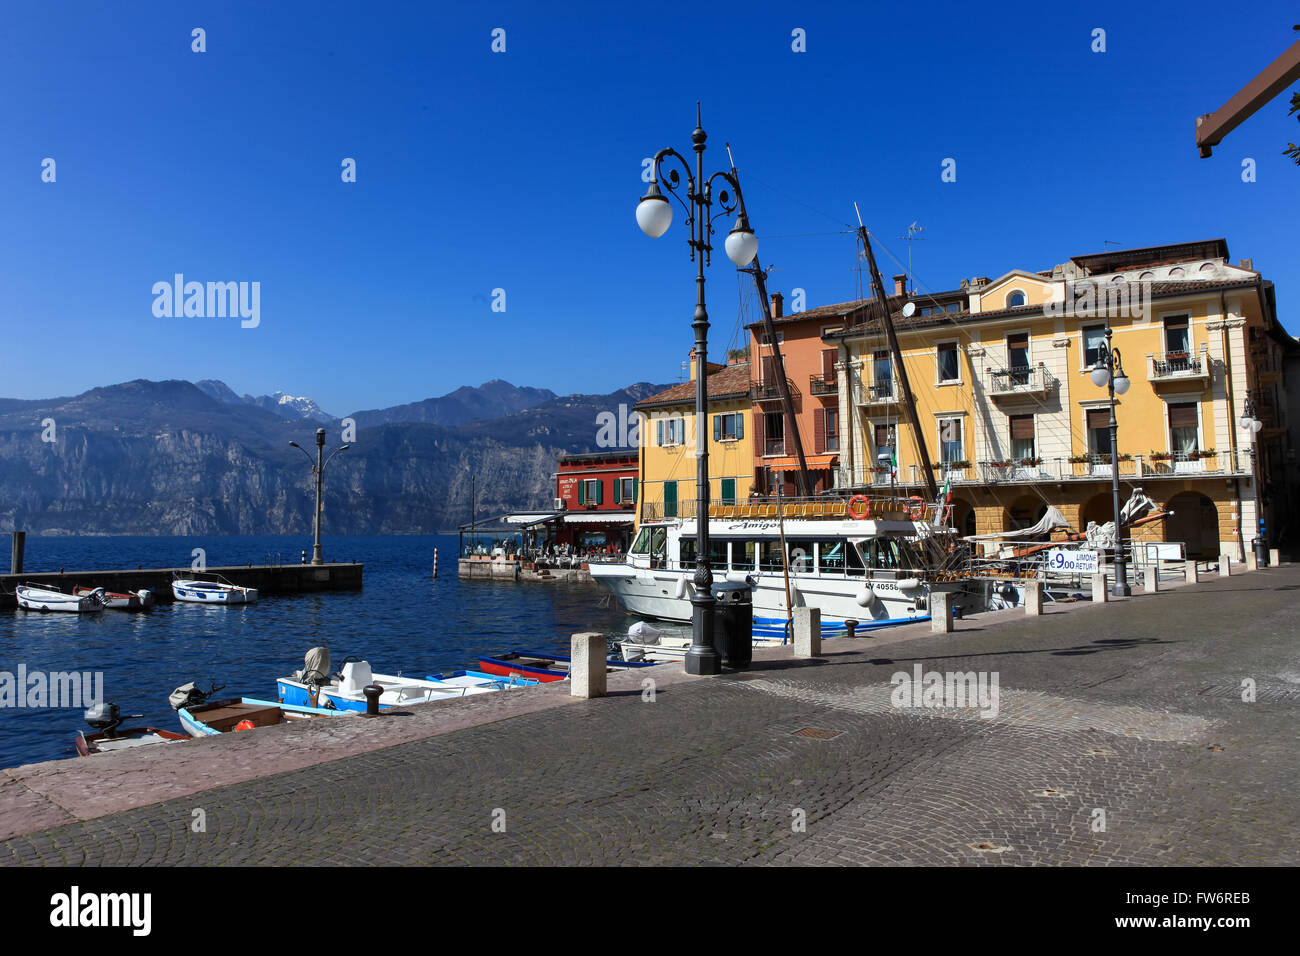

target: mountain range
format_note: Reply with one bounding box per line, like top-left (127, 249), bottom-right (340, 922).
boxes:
top-left (0, 378), bottom-right (669, 536)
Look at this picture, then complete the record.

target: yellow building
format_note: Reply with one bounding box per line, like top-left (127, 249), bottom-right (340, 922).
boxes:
top-left (635, 357), bottom-right (755, 522)
top-left (814, 239), bottom-right (1293, 560)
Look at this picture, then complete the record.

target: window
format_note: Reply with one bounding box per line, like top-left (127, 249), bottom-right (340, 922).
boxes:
top-left (1007, 333), bottom-right (1030, 384)
top-left (1007, 290), bottom-right (1027, 308)
top-left (714, 412), bottom-right (744, 442)
top-left (939, 418), bottom-right (963, 463)
top-left (1010, 414), bottom-right (1035, 461)
top-left (946, 303), bottom-right (960, 314)
top-left (873, 351), bottom-right (892, 395)
top-left (763, 411), bottom-right (784, 456)
top-left (679, 538), bottom-right (727, 570)
top-left (1163, 315), bottom-right (1190, 356)
top-left (874, 423), bottom-right (895, 470)
top-left (577, 479), bottom-right (603, 505)
top-left (720, 478), bottom-right (736, 505)
top-left (937, 342), bottom-right (959, 382)
top-left (656, 417), bottom-right (684, 446)
top-left (614, 477), bottom-right (636, 504)
top-left (786, 539), bottom-right (815, 573)
top-left (816, 540), bottom-right (847, 575)
top-left (663, 481), bottom-right (678, 518)
top-left (825, 407), bottom-right (840, 452)
top-left (732, 541), bottom-right (756, 571)
top-left (1168, 403), bottom-right (1198, 456)
top-left (1086, 408), bottom-right (1110, 457)
top-left (758, 331), bottom-right (784, 346)
top-left (1083, 325), bottom-right (1106, 367)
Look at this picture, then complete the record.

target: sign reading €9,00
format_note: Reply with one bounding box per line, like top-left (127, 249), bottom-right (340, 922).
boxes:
top-left (1047, 549), bottom-right (1099, 575)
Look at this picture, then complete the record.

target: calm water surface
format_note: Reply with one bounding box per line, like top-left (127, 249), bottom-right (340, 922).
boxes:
top-left (0, 535), bottom-right (680, 769)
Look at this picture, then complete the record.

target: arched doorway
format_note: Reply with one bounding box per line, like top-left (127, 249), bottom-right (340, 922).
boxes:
top-left (1005, 494), bottom-right (1048, 534)
top-left (950, 498), bottom-right (977, 537)
top-left (1080, 493), bottom-right (1115, 531)
top-left (1164, 492), bottom-right (1219, 558)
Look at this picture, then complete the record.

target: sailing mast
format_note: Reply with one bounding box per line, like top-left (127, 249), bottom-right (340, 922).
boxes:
top-left (854, 203), bottom-right (938, 501)
top-left (726, 145), bottom-right (811, 497)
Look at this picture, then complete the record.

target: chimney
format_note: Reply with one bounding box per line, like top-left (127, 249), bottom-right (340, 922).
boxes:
top-left (770, 292), bottom-right (784, 318)
top-left (688, 347), bottom-right (697, 381)
top-left (893, 274), bottom-right (908, 296)
top-left (1239, 258), bottom-right (1254, 271)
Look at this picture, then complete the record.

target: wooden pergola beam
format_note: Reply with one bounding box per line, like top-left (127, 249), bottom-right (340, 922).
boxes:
top-left (1196, 37), bottom-right (1300, 157)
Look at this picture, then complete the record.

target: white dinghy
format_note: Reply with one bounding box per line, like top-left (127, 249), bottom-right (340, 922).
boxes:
top-left (16, 584), bottom-right (106, 613)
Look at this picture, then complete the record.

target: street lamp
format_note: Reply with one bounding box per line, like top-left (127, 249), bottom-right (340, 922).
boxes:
top-left (637, 104), bottom-right (758, 676)
top-left (1090, 327), bottom-right (1131, 596)
top-left (1239, 396), bottom-right (1268, 566)
top-left (290, 427), bottom-right (350, 566)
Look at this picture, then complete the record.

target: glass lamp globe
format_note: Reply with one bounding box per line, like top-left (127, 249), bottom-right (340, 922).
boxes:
top-left (1240, 414), bottom-right (1252, 429)
top-left (724, 226), bottom-right (758, 267)
top-left (1113, 374), bottom-right (1130, 395)
top-left (1252, 419), bottom-right (1263, 434)
top-left (636, 195), bottom-right (672, 238)
top-left (1090, 366), bottom-right (1110, 388)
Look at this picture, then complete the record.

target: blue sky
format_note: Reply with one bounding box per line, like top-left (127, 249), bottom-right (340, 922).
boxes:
top-left (2, 1), bottom-right (1297, 415)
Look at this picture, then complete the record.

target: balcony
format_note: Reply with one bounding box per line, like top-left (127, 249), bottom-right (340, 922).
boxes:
top-left (877, 450), bottom-right (1250, 488)
top-left (1147, 346), bottom-right (1210, 388)
top-left (987, 365), bottom-right (1055, 398)
top-left (857, 382), bottom-right (897, 409)
top-left (809, 373), bottom-right (838, 397)
top-left (750, 378), bottom-right (800, 404)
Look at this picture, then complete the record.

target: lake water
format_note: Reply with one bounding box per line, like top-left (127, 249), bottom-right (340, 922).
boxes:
top-left (0, 535), bottom-right (679, 769)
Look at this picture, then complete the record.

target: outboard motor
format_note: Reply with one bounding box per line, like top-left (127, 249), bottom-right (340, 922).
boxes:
top-left (293, 647), bottom-right (331, 685)
top-left (169, 682), bottom-right (210, 712)
top-left (84, 702), bottom-right (130, 738)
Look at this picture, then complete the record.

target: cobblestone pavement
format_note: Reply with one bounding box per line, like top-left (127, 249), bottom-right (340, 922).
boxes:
top-left (2, 565), bottom-right (1297, 866)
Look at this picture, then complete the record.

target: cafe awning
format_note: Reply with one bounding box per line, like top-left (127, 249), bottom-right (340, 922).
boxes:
top-left (761, 455), bottom-right (839, 470)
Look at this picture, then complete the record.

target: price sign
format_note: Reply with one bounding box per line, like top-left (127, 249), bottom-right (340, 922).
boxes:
top-left (1047, 548), bottom-right (1099, 574)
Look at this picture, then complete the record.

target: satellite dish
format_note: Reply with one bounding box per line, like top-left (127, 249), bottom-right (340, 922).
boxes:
top-left (901, 301), bottom-right (916, 318)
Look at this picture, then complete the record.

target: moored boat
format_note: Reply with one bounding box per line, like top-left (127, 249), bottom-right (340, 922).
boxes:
top-left (170, 682), bottom-right (347, 737)
top-left (16, 584), bottom-right (106, 613)
top-left (74, 702), bottom-right (189, 756)
top-left (171, 573), bottom-right (258, 604)
top-left (73, 586), bottom-right (154, 611)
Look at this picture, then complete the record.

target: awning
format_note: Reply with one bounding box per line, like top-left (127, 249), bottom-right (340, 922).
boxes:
top-left (761, 455), bottom-right (839, 470)
top-left (505, 513), bottom-right (559, 525)
top-left (560, 511), bottom-right (636, 525)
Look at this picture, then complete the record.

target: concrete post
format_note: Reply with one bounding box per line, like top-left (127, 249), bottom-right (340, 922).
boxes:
top-left (1091, 573), bottom-right (1109, 602)
top-left (570, 632), bottom-right (606, 698)
top-left (1185, 561), bottom-right (1199, 584)
top-left (1219, 555), bottom-right (1231, 577)
top-left (1024, 580), bottom-right (1043, 616)
top-left (1145, 566), bottom-right (1160, 592)
top-left (793, 606), bottom-right (821, 658)
top-left (1245, 550), bottom-right (1258, 572)
top-left (930, 590), bottom-right (954, 633)
top-left (1269, 548), bottom-right (1280, 567)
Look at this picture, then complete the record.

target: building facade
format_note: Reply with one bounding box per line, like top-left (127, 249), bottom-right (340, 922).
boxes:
top-left (810, 239), bottom-right (1293, 560)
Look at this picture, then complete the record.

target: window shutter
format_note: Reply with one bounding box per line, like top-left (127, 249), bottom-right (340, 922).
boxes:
top-left (1168, 404), bottom-right (1198, 429)
top-left (822, 349), bottom-right (836, 381)
top-left (814, 408), bottom-right (826, 454)
top-left (614, 480), bottom-right (622, 504)
top-left (754, 411), bottom-right (764, 449)
top-left (1010, 415), bottom-right (1034, 440)
top-left (632, 481), bottom-right (637, 503)
top-left (657, 419), bottom-right (663, 446)
top-left (737, 414), bottom-right (744, 440)
top-left (1087, 409), bottom-right (1110, 431)
top-left (714, 415), bottom-right (722, 442)
top-left (595, 482), bottom-right (603, 504)
top-left (578, 481), bottom-right (586, 504)
top-left (1164, 315), bottom-right (1189, 329)
top-left (875, 423), bottom-right (890, 447)
top-left (762, 355), bottom-right (776, 384)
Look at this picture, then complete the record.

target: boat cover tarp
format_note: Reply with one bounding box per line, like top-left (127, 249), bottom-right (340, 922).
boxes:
top-left (294, 647), bottom-right (331, 684)
top-left (963, 506), bottom-right (1069, 541)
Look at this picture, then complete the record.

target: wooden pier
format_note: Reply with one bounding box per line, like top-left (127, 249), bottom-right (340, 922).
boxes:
top-left (0, 562), bottom-right (364, 609)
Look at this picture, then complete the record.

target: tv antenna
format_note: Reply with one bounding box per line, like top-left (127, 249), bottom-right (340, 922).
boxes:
top-left (898, 222), bottom-right (925, 292)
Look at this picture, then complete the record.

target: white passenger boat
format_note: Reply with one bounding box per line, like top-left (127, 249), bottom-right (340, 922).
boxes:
top-left (171, 574), bottom-right (258, 604)
top-left (16, 584), bottom-right (106, 613)
top-left (591, 497), bottom-right (953, 632)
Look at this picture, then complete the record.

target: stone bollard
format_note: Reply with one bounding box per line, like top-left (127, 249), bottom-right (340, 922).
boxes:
top-left (1185, 561), bottom-right (1199, 584)
top-left (1219, 555), bottom-right (1231, 577)
top-left (1145, 567), bottom-right (1160, 592)
top-left (1270, 548), bottom-right (1280, 567)
top-left (930, 590), bottom-right (954, 633)
top-left (1024, 580), bottom-right (1043, 616)
top-left (793, 606), bottom-right (821, 658)
top-left (1245, 551), bottom-right (1258, 572)
top-left (570, 632), bottom-right (606, 698)
top-left (1091, 573), bottom-right (1109, 602)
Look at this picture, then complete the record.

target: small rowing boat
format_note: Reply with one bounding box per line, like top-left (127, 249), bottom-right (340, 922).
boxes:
top-left (171, 573), bottom-right (257, 604)
top-left (170, 682), bottom-right (346, 736)
top-left (16, 584), bottom-right (105, 613)
top-left (477, 648), bottom-right (662, 682)
top-left (74, 703), bottom-right (189, 756)
top-left (73, 586), bottom-right (154, 611)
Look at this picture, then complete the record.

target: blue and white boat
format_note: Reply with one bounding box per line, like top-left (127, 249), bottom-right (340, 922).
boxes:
top-left (171, 573), bottom-right (258, 604)
top-left (170, 687), bottom-right (348, 737)
top-left (277, 658), bottom-right (534, 712)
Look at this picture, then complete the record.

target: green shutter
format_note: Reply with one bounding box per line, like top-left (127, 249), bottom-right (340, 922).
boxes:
top-left (664, 481), bottom-right (677, 518)
top-left (595, 482), bottom-right (604, 504)
top-left (714, 415), bottom-right (722, 441)
top-left (657, 419), bottom-right (663, 446)
top-left (721, 478), bottom-right (735, 505)
top-left (614, 480), bottom-right (622, 504)
top-left (737, 414), bottom-right (744, 440)
top-left (632, 481), bottom-right (638, 503)
top-left (578, 481), bottom-right (585, 504)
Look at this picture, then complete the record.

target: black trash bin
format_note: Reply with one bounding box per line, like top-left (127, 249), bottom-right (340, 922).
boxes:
top-left (711, 581), bottom-right (753, 669)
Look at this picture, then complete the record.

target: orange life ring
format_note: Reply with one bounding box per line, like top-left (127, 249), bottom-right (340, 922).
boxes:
top-left (907, 496), bottom-right (925, 520)
top-left (848, 495), bottom-right (872, 520)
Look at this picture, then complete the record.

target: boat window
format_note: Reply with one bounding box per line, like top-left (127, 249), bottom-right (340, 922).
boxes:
top-left (731, 540), bottom-right (756, 571)
top-left (630, 528), bottom-right (652, 555)
top-left (816, 540), bottom-right (846, 575)
top-left (678, 538), bottom-right (726, 570)
top-left (651, 528), bottom-right (667, 569)
top-left (756, 541), bottom-right (784, 572)
top-left (786, 539), bottom-right (815, 573)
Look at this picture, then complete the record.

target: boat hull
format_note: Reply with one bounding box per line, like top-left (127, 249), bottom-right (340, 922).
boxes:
top-left (179, 697), bottom-right (344, 736)
top-left (16, 585), bottom-right (103, 613)
top-left (172, 581), bottom-right (258, 604)
top-left (277, 672), bottom-right (508, 711)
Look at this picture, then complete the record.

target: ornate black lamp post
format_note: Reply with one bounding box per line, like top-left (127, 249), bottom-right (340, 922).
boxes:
top-left (1239, 396), bottom-right (1268, 566)
top-left (637, 105), bottom-right (758, 675)
top-left (1090, 327), bottom-right (1131, 596)
top-left (290, 427), bottom-right (350, 566)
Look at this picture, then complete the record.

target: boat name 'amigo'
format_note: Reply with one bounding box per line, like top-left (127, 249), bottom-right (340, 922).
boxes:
top-left (0, 665), bottom-right (102, 709)
top-left (152, 273), bottom-right (260, 328)
top-left (49, 886), bottom-right (151, 936)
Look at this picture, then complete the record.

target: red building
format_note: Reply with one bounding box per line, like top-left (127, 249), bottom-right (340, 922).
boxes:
top-left (533, 451), bottom-right (637, 553)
